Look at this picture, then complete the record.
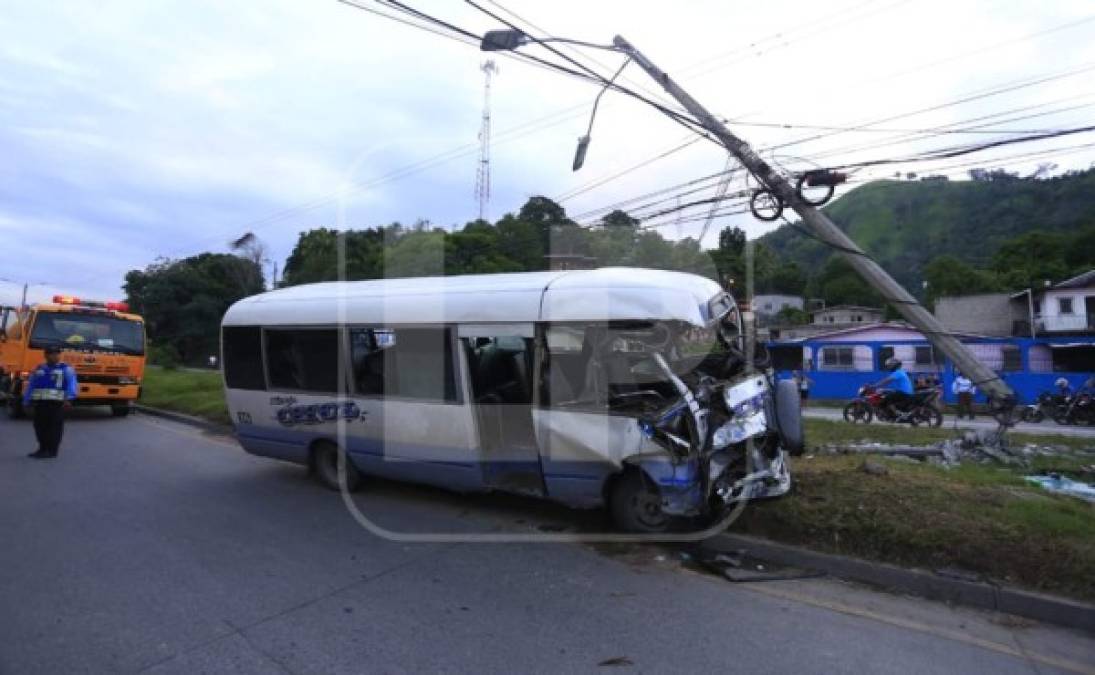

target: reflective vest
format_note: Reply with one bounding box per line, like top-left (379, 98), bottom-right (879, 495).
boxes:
top-left (23, 362), bottom-right (77, 405)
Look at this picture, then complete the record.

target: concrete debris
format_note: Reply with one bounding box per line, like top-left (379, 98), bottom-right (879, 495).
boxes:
top-left (817, 433), bottom-right (1091, 469)
top-left (941, 442), bottom-right (962, 464)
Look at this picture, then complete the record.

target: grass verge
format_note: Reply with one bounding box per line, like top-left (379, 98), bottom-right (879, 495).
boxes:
top-left (140, 367), bottom-right (229, 425)
top-left (735, 419), bottom-right (1095, 601)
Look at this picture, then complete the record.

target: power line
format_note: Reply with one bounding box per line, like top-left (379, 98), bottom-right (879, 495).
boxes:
top-left (563, 92), bottom-right (1095, 220)
top-left (784, 96), bottom-right (1095, 167)
top-left (482, 0), bottom-right (683, 114)
top-left (134, 1), bottom-right (1095, 265)
top-left (763, 60), bottom-right (1095, 154)
top-left (461, 0), bottom-right (710, 138)
top-left (555, 135), bottom-right (707, 202)
top-left (693, 12), bottom-right (1095, 142)
top-left (246, 1), bottom-right (1095, 241)
top-left (613, 136), bottom-right (1095, 234)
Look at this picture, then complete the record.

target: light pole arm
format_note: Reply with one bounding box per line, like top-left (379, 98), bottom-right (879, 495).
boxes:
top-left (612, 34), bottom-right (1015, 404)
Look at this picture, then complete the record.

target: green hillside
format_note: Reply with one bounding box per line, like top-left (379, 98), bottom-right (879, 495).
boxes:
top-left (759, 169), bottom-right (1095, 292)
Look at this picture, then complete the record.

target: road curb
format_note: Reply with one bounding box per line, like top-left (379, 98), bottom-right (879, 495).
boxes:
top-left (134, 404), bottom-right (234, 436)
top-left (707, 533), bottom-right (1095, 634)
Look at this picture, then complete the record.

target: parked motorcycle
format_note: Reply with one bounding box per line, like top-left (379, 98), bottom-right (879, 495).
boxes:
top-left (843, 384), bottom-right (942, 427)
top-left (1055, 391), bottom-right (1095, 426)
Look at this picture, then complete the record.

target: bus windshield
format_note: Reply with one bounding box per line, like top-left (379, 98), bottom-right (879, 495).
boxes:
top-left (30, 312), bottom-right (145, 355)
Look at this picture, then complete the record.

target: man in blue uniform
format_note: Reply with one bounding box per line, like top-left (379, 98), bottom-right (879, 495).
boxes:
top-left (23, 344), bottom-right (77, 459)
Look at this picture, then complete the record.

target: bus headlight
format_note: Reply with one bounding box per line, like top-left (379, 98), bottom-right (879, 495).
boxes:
top-left (722, 376), bottom-right (767, 416)
top-left (713, 376), bottom-right (769, 449)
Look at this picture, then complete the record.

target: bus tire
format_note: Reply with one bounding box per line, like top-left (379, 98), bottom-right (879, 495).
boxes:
top-left (111, 405), bottom-right (131, 417)
top-left (773, 379), bottom-right (805, 455)
top-left (608, 470), bottom-right (668, 533)
top-left (312, 441), bottom-right (362, 492)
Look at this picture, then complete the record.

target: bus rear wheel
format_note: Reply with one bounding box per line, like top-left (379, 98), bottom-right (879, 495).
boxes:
top-left (313, 441), bottom-right (362, 492)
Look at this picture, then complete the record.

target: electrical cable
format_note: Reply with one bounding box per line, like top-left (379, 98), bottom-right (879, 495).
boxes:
top-left (763, 60), bottom-right (1095, 154)
top-left (482, 0), bottom-right (684, 113)
top-left (557, 90), bottom-right (1095, 215)
top-left (566, 94), bottom-right (1095, 224)
top-left (461, 0), bottom-right (712, 140)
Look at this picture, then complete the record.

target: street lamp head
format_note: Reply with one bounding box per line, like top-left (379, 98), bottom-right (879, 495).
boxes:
top-left (480, 29), bottom-right (528, 52)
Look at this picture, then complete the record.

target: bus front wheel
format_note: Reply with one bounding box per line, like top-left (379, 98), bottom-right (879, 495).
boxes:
top-left (609, 470), bottom-right (668, 533)
top-left (312, 441), bottom-right (362, 492)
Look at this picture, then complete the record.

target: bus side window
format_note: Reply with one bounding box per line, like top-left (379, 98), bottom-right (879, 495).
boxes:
top-left (223, 326), bottom-right (265, 390)
top-left (265, 329), bottom-right (340, 393)
top-left (350, 327), bottom-right (455, 402)
top-left (350, 328), bottom-right (386, 396)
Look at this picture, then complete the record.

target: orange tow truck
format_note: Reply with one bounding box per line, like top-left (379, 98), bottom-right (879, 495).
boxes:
top-left (1, 296), bottom-right (146, 418)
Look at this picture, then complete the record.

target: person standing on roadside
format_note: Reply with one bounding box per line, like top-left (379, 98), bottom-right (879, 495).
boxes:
top-left (792, 369), bottom-right (813, 407)
top-left (952, 371), bottom-right (977, 420)
top-left (23, 344), bottom-right (77, 459)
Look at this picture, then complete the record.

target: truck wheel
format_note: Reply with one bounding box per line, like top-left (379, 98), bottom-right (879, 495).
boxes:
top-left (609, 471), bottom-right (668, 533)
top-left (313, 441), bottom-right (362, 492)
top-left (111, 405), bottom-right (131, 417)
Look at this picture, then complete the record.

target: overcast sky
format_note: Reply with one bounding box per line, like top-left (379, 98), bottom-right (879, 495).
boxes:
top-left (2, 0), bottom-right (1094, 305)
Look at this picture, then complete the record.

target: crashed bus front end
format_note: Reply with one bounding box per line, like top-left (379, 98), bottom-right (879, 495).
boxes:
top-left (535, 291), bottom-right (802, 532)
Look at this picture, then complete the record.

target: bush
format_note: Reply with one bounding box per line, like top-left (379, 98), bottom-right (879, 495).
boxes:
top-left (148, 343), bottom-right (181, 370)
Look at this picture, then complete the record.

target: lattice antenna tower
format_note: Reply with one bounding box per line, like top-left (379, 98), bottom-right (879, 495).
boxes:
top-left (474, 60), bottom-right (498, 222)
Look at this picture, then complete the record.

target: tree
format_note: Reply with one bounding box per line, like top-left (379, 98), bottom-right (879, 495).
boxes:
top-left (601, 209), bottom-right (639, 228)
top-left (444, 224), bottom-right (521, 275)
top-left (282, 228), bottom-right (340, 286)
top-left (708, 226), bottom-right (747, 292)
top-left (775, 305), bottom-right (809, 325)
top-left (810, 255), bottom-right (884, 307)
top-left (229, 231), bottom-right (269, 289)
top-left (124, 253), bottom-right (264, 365)
top-left (990, 231), bottom-right (1070, 290)
top-left (922, 254), bottom-right (999, 304)
top-left (769, 261), bottom-right (808, 295)
top-left (383, 229), bottom-right (446, 278)
top-left (494, 214), bottom-right (545, 271)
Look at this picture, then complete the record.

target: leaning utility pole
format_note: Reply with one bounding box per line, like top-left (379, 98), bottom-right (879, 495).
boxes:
top-left (612, 35), bottom-right (1014, 405)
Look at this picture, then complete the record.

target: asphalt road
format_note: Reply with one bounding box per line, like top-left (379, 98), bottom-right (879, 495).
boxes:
top-left (804, 406), bottom-right (1095, 439)
top-left (2, 410), bottom-right (1094, 674)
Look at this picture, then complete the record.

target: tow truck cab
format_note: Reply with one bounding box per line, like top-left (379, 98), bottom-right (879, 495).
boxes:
top-left (0, 296), bottom-right (146, 418)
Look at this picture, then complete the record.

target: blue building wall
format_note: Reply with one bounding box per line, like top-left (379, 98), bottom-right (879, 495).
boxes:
top-left (770, 336), bottom-right (1095, 404)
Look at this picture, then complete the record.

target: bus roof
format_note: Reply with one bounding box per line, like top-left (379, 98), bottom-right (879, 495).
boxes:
top-left (222, 267), bottom-right (728, 328)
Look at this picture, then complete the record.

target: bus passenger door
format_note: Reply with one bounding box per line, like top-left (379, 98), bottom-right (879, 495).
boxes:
top-left (459, 325), bottom-right (545, 497)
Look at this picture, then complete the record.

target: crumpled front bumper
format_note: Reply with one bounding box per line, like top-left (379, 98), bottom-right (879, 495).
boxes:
top-left (633, 373), bottom-right (794, 516)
